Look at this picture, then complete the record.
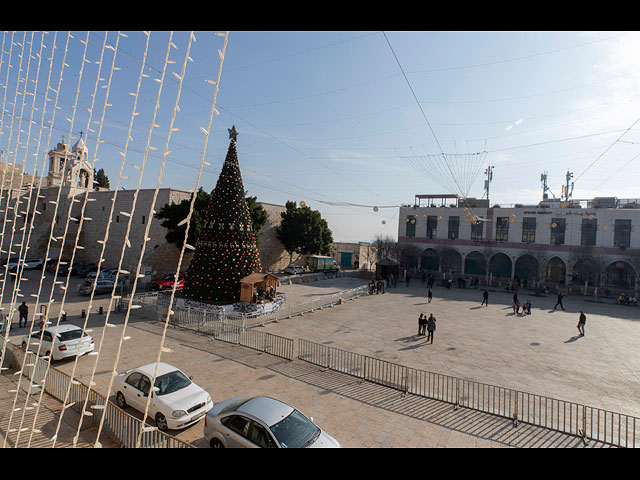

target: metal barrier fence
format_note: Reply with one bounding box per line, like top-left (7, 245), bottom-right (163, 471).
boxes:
top-left (297, 339), bottom-right (639, 448)
top-left (243, 284), bottom-right (369, 328)
top-left (148, 304), bottom-right (295, 361)
top-left (1, 337), bottom-right (192, 448)
top-left (126, 285), bottom-right (369, 360)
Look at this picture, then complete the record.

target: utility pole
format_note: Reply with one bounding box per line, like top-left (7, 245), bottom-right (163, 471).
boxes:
top-left (484, 166), bottom-right (494, 206)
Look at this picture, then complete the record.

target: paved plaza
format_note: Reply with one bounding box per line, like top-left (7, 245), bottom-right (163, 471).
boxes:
top-left (2, 274), bottom-right (638, 447)
top-left (270, 277), bottom-right (640, 418)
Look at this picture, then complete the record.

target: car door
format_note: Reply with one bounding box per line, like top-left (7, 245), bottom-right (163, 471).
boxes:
top-left (248, 420), bottom-right (278, 448)
top-left (40, 331), bottom-right (54, 356)
top-left (219, 415), bottom-right (255, 447)
top-left (123, 372), bottom-right (148, 411)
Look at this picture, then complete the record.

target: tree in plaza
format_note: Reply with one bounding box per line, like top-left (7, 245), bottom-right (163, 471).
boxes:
top-left (155, 188), bottom-right (267, 249)
top-left (276, 201), bottom-right (333, 265)
top-left (372, 234), bottom-right (398, 262)
top-left (181, 126), bottom-right (263, 303)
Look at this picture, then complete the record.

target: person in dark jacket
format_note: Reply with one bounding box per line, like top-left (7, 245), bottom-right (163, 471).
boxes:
top-left (426, 314), bottom-right (436, 344)
top-left (481, 289), bottom-right (489, 306)
top-left (554, 293), bottom-right (565, 311)
top-left (18, 302), bottom-right (28, 328)
top-left (418, 313), bottom-right (426, 336)
top-left (577, 311), bottom-right (586, 336)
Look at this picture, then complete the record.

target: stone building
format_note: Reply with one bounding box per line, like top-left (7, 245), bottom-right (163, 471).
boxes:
top-left (398, 195), bottom-right (640, 295)
top-left (331, 241), bottom-right (377, 271)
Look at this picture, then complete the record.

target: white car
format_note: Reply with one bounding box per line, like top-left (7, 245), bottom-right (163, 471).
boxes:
top-left (21, 324), bottom-right (94, 362)
top-left (113, 362), bottom-right (213, 431)
top-left (204, 396), bottom-right (340, 448)
top-left (284, 265), bottom-right (305, 275)
top-left (4, 258), bottom-right (44, 271)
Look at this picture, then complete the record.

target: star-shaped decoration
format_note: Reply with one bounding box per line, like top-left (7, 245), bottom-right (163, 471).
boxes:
top-left (228, 125), bottom-right (238, 141)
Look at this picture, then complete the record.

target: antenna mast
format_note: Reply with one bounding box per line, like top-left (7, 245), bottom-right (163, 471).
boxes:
top-left (561, 170), bottom-right (574, 202)
top-left (484, 166), bottom-right (494, 206)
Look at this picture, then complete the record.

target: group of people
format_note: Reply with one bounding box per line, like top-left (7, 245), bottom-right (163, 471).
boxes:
top-left (617, 294), bottom-right (638, 306)
top-left (369, 279), bottom-right (385, 295)
top-left (1, 302), bottom-right (48, 334)
top-left (511, 292), bottom-right (532, 315)
top-left (417, 313), bottom-right (436, 343)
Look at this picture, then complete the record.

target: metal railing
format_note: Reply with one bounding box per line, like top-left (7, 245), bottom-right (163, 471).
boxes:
top-left (297, 339), bottom-right (639, 448)
top-left (147, 304), bottom-right (295, 361)
top-left (1, 337), bottom-right (193, 448)
top-left (244, 284), bottom-right (369, 327)
top-left (127, 283), bottom-right (369, 335)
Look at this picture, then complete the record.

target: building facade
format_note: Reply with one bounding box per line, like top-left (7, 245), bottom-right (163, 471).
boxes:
top-left (398, 198), bottom-right (640, 295)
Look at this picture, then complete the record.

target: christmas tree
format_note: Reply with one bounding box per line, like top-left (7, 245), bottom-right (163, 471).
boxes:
top-left (182, 126), bottom-right (262, 302)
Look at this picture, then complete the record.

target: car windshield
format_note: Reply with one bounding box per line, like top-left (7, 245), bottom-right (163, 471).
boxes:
top-left (58, 330), bottom-right (86, 341)
top-left (269, 409), bottom-right (320, 448)
top-left (154, 370), bottom-right (191, 395)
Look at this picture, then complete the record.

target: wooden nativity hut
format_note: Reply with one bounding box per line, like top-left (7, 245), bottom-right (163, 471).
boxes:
top-left (239, 272), bottom-right (279, 303)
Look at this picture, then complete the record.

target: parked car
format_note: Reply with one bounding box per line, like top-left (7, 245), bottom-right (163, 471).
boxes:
top-left (152, 273), bottom-right (185, 291)
top-left (24, 258), bottom-right (45, 270)
top-left (75, 264), bottom-right (98, 278)
top-left (204, 395), bottom-right (340, 448)
top-left (21, 325), bottom-right (94, 362)
top-left (45, 259), bottom-right (72, 275)
top-left (86, 270), bottom-right (112, 282)
top-left (78, 279), bottom-right (114, 295)
top-left (114, 362), bottom-right (213, 431)
top-left (4, 258), bottom-right (45, 272)
top-left (283, 265), bottom-right (305, 275)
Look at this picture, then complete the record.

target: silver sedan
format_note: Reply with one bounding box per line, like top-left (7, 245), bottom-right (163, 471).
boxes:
top-left (204, 396), bottom-right (340, 448)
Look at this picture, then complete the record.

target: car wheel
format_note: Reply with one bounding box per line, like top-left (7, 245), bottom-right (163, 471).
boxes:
top-left (155, 413), bottom-right (168, 431)
top-left (116, 392), bottom-right (127, 409)
top-left (210, 438), bottom-right (225, 448)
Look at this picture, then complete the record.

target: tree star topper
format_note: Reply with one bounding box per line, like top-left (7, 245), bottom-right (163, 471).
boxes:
top-left (228, 125), bottom-right (238, 141)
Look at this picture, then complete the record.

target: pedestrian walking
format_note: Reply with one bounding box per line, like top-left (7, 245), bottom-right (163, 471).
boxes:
top-left (554, 293), bottom-right (565, 311)
top-left (481, 289), bottom-right (489, 306)
top-left (426, 314), bottom-right (436, 344)
top-left (427, 289), bottom-right (432, 303)
top-left (18, 301), bottom-right (28, 328)
top-left (577, 311), bottom-right (586, 336)
top-left (418, 313), bottom-right (426, 335)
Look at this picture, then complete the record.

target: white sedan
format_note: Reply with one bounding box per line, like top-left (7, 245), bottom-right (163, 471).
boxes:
top-left (113, 362), bottom-right (213, 431)
top-left (21, 324), bottom-right (94, 362)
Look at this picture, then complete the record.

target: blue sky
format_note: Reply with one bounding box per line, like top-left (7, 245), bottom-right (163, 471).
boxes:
top-left (2, 30), bottom-right (640, 244)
